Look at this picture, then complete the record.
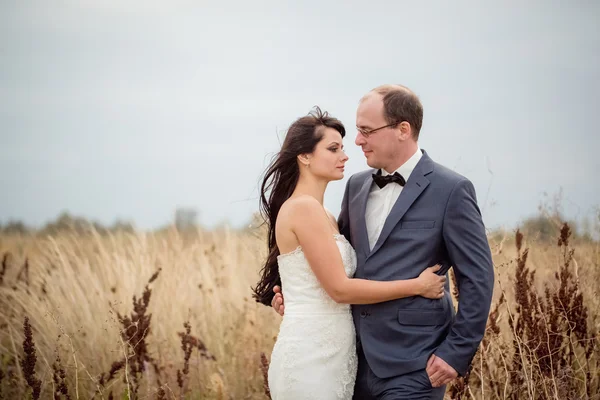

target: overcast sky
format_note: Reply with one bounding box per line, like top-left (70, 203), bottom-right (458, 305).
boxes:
top-left (1, 1), bottom-right (599, 231)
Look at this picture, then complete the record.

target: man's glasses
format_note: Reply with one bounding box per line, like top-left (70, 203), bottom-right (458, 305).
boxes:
top-left (356, 121), bottom-right (403, 138)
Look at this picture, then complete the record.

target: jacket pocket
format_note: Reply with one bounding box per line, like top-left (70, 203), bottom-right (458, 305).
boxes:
top-left (398, 309), bottom-right (447, 326)
top-left (400, 220), bottom-right (435, 229)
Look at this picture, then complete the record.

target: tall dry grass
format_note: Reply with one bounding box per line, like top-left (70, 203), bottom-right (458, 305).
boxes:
top-left (0, 227), bottom-right (280, 399)
top-left (448, 225), bottom-right (600, 399)
top-left (0, 223), bottom-right (598, 399)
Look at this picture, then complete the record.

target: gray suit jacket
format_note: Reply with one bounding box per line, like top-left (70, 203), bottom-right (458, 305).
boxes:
top-left (337, 149), bottom-right (494, 379)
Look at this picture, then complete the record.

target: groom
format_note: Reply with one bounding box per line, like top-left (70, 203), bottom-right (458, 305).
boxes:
top-left (272, 84), bottom-right (495, 399)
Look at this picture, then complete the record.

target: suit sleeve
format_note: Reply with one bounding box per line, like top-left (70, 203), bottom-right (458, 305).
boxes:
top-left (337, 175), bottom-right (352, 243)
top-left (435, 178), bottom-right (495, 376)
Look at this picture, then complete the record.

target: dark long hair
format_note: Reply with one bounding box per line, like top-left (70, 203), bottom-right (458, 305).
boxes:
top-left (252, 107), bottom-right (346, 306)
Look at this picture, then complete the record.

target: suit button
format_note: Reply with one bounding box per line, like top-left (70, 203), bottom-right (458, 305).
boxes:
top-left (360, 311), bottom-right (367, 318)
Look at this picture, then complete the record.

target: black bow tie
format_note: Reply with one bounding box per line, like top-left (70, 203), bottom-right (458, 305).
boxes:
top-left (372, 170), bottom-right (406, 189)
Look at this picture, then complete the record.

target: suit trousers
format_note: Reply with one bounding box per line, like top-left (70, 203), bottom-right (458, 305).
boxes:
top-left (353, 341), bottom-right (446, 400)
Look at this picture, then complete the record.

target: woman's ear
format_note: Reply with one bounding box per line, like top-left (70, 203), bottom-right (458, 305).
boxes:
top-left (297, 154), bottom-right (311, 167)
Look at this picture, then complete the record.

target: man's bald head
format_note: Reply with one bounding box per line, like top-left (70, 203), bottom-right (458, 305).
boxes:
top-left (361, 84), bottom-right (424, 140)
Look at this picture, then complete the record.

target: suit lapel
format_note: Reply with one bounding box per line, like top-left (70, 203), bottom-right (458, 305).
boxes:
top-left (367, 151), bottom-right (434, 258)
top-left (353, 171), bottom-right (375, 257)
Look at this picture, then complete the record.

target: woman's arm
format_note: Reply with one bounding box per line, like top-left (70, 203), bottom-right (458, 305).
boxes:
top-left (291, 196), bottom-right (445, 304)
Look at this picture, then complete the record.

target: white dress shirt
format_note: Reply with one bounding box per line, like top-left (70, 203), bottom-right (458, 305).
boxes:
top-left (365, 147), bottom-right (423, 250)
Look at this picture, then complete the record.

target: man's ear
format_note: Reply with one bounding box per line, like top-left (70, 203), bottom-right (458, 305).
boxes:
top-left (398, 121), bottom-right (412, 141)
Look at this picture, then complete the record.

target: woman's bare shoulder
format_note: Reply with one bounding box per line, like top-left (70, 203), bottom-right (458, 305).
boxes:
top-left (281, 195), bottom-right (322, 215)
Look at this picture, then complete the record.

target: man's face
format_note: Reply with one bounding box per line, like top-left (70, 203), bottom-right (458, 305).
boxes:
top-left (355, 94), bottom-right (401, 171)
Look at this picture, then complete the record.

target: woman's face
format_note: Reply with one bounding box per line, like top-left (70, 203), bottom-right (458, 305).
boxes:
top-left (306, 127), bottom-right (349, 181)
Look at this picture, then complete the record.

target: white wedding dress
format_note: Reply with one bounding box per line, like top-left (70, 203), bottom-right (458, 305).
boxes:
top-left (268, 234), bottom-right (358, 400)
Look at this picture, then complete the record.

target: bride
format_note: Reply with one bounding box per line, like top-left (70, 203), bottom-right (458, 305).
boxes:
top-left (252, 107), bottom-right (445, 400)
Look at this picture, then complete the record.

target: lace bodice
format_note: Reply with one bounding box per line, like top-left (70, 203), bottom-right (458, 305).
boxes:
top-left (277, 234), bottom-right (357, 314)
top-left (269, 233), bottom-right (359, 399)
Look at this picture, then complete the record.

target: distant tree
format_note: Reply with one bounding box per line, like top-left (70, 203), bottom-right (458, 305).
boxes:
top-left (520, 214), bottom-right (561, 241)
top-left (0, 220), bottom-right (30, 235)
top-left (517, 189), bottom-right (589, 242)
top-left (39, 211), bottom-right (108, 236)
top-left (110, 219), bottom-right (135, 233)
top-left (174, 208), bottom-right (198, 232)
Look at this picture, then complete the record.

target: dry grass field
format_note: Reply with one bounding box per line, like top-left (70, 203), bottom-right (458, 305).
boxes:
top-left (0, 222), bottom-right (598, 399)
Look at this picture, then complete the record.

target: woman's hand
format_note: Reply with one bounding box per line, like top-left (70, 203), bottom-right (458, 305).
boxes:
top-left (417, 265), bottom-right (447, 299)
